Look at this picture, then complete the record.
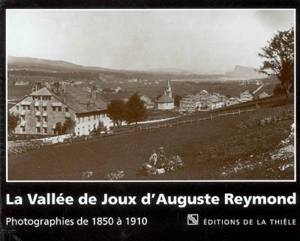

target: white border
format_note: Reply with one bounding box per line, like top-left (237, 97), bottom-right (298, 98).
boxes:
top-left (5, 8), bottom-right (296, 183)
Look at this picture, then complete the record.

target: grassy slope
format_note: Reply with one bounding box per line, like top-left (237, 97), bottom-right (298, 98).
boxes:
top-left (8, 103), bottom-right (294, 181)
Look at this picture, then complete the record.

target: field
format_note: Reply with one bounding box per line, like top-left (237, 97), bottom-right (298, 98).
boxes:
top-left (8, 102), bottom-right (294, 181)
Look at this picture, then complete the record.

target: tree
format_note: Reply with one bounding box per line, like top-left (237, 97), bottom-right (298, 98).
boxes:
top-left (107, 99), bottom-right (126, 128)
top-left (124, 92), bottom-right (147, 124)
top-left (55, 122), bottom-right (63, 135)
top-left (8, 112), bottom-right (19, 134)
top-left (273, 83), bottom-right (286, 95)
top-left (258, 27), bottom-right (294, 98)
top-left (174, 95), bottom-right (182, 108)
top-left (63, 117), bottom-right (76, 134)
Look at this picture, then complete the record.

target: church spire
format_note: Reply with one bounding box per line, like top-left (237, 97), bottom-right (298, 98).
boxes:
top-left (164, 79), bottom-right (172, 98)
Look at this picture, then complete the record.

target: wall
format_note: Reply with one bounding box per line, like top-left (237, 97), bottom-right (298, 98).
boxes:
top-left (10, 95), bottom-right (76, 136)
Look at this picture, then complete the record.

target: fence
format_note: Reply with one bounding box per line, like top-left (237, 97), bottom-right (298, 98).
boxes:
top-left (8, 107), bottom-right (257, 154)
top-left (138, 108), bottom-right (257, 131)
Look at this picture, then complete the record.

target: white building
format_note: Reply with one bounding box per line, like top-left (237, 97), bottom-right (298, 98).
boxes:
top-left (9, 82), bottom-right (112, 137)
top-left (155, 80), bottom-right (174, 110)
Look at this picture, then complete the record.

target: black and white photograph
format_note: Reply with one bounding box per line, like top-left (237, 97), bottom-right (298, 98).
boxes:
top-left (1, 4), bottom-right (299, 241)
top-left (6, 9), bottom-right (295, 182)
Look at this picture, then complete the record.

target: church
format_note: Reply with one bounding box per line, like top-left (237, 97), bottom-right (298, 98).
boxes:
top-left (154, 80), bottom-right (174, 110)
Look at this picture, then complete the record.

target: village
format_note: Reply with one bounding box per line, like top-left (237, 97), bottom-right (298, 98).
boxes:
top-left (8, 76), bottom-right (273, 141)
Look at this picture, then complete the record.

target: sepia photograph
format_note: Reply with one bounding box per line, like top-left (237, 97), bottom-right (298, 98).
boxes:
top-left (6, 9), bottom-right (295, 182)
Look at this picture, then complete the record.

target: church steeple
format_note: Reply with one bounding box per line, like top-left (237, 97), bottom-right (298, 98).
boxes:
top-left (164, 80), bottom-right (172, 99)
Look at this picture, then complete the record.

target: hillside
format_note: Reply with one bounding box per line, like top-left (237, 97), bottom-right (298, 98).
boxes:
top-left (8, 101), bottom-right (294, 181)
top-left (225, 65), bottom-right (268, 79)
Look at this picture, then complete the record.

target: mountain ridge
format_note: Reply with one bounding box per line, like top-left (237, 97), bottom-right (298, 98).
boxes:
top-left (8, 56), bottom-right (267, 80)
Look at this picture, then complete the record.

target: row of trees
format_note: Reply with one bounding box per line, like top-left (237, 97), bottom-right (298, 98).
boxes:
top-left (107, 92), bottom-right (147, 128)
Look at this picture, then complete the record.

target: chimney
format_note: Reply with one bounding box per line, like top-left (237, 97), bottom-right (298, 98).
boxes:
top-left (91, 90), bottom-right (97, 100)
top-left (36, 82), bottom-right (41, 91)
top-left (53, 82), bottom-right (59, 94)
top-left (63, 83), bottom-right (67, 93)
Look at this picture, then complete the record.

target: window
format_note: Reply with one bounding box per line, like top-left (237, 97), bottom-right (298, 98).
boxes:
top-left (43, 106), bottom-right (47, 111)
top-left (36, 116), bottom-right (41, 122)
top-left (36, 127), bottom-right (40, 133)
top-left (43, 116), bottom-right (47, 122)
top-left (52, 106), bottom-right (60, 111)
top-left (43, 128), bottom-right (47, 134)
top-left (21, 126), bottom-right (25, 132)
top-left (65, 107), bottom-right (69, 112)
top-left (35, 106), bottom-right (39, 111)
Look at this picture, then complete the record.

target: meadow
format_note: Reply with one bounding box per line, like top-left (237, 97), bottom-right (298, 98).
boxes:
top-left (8, 102), bottom-right (294, 181)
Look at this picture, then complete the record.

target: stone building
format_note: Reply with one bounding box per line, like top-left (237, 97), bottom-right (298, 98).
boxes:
top-left (9, 82), bottom-right (111, 136)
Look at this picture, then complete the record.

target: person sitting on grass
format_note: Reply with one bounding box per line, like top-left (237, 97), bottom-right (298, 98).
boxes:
top-left (158, 146), bottom-right (167, 164)
top-left (149, 150), bottom-right (158, 167)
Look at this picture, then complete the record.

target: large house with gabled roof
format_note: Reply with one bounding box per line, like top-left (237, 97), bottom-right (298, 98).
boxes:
top-left (9, 82), bottom-right (111, 136)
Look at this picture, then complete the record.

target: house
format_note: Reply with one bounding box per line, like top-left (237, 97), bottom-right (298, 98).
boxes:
top-left (155, 80), bottom-right (174, 110)
top-left (238, 81), bottom-right (246, 87)
top-left (225, 97), bottom-right (239, 106)
top-left (240, 90), bottom-right (253, 102)
top-left (252, 84), bottom-right (272, 99)
top-left (199, 90), bottom-right (210, 99)
top-left (155, 95), bottom-right (174, 110)
top-left (15, 80), bottom-right (30, 86)
top-left (140, 95), bottom-right (154, 109)
top-left (205, 95), bottom-right (225, 110)
top-left (9, 82), bottom-right (111, 137)
top-left (179, 94), bottom-right (202, 112)
top-left (258, 92), bottom-right (270, 99)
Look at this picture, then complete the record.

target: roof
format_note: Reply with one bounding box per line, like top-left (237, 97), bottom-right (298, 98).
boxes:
top-left (140, 95), bottom-right (153, 104)
top-left (30, 87), bottom-right (53, 96)
top-left (199, 90), bottom-right (209, 95)
top-left (241, 90), bottom-right (251, 95)
top-left (207, 95), bottom-right (223, 103)
top-left (55, 85), bottom-right (107, 113)
top-left (155, 94), bottom-right (174, 103)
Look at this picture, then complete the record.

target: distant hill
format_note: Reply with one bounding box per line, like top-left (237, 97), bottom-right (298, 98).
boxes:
top-left (146, 68), bottom-right (194, 75)
top-left (225, 65), bottom-right (268, 79)
top-left (8, 56), bottom-right (111, 72)
top-left (8, 56), bottom-right (268, 81)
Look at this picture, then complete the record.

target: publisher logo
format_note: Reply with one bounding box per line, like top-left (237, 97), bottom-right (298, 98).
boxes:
top-left (187, 214), bottom-right (199, 225)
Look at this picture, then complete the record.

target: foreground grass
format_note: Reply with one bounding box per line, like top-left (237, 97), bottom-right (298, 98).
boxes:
top-left (8, 103), bottom-right (294, 181)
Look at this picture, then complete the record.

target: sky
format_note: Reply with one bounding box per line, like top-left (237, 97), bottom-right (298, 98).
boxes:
top-left (6, 9), bottom-right (294, 74)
